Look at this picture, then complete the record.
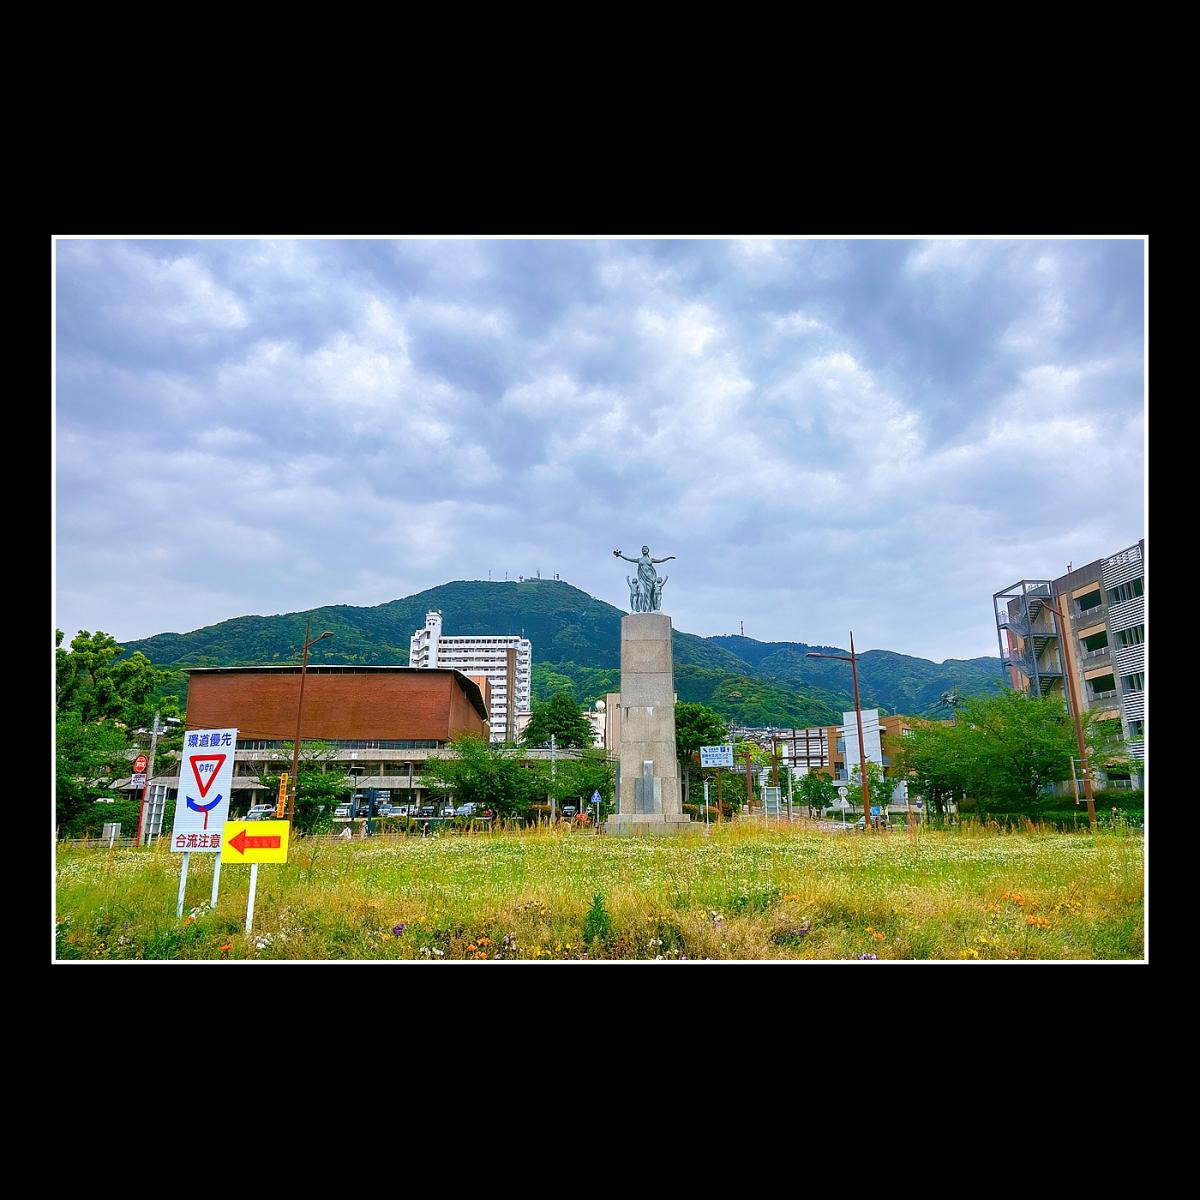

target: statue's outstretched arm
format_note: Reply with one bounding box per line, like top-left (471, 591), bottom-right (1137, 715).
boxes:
top-left (613, 550), bottom-right (637, 563)
top-left (651, 556), bottom-right (676, 564)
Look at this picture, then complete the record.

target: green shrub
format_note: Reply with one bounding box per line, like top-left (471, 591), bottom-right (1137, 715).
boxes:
top-left (582, 894), bottom-right (612, 947)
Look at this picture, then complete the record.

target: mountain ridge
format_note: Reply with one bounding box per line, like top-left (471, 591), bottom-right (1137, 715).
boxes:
top-left (123, 579), bottom-right (1002, 725)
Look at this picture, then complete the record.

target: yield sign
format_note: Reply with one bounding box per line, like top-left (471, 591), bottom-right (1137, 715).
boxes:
top-left (190, 754), bottom-right (227, 798)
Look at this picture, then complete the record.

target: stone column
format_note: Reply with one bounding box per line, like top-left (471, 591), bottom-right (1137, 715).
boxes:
top-left (606, 612), bottom-right (693, 836)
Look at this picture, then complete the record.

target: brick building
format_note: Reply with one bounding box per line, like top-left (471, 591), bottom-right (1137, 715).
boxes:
top-left (184, 665), bottom-right (491, 812)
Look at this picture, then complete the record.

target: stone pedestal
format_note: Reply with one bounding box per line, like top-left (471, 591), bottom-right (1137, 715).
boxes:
top-left (605, 612), bottom-right (693, 837)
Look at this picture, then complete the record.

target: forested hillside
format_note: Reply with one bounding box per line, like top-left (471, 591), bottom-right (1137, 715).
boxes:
top-left (123, 579), bottom-right (1001, 725)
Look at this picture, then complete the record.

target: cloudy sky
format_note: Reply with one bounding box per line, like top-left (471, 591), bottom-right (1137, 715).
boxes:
top-left (53, 238), bottom-right (1145, 663)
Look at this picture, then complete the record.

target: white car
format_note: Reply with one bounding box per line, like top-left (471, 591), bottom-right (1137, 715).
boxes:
top-left (245, 804), bottom-right (275, 821)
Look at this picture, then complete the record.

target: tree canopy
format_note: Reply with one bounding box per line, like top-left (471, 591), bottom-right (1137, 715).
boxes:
top-left (55, 629), bottom-right (182, 836)
top-left (892, 687), bottom-right (1077, 814)
top-left (520, 691), bottom-right (594, 748)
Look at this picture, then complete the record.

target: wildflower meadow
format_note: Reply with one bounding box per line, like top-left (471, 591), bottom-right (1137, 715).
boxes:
top-left (54, 822), bottom-right (1145, 961)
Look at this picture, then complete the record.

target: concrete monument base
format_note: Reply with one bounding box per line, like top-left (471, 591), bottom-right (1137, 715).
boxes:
top-left (607, 611), bottom-right (693, 837)
top-left (605, 812), bottom-right (696, 837)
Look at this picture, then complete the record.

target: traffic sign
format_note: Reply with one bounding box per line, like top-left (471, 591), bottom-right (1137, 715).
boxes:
top-left (132, 754), bottom-right (149, 774)
top-left (700, 745), bottom-right (734, 768)
top-left (222, 820), bottom-right (290, 864)
top-left (276, 772), bottom-right (288, 818)
top-left (591, 790), bottom-right (602, 804)
top-left (130, 773), bottom-right (147, 789)
top-left (171, 728), bottom-right (237, 851)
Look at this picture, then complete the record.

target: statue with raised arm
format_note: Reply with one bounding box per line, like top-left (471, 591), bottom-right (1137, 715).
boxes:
top-left (613, 545), bottom-right (676, 612)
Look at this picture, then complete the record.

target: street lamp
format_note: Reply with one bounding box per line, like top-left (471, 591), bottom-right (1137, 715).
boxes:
top-left (807, 633), bottom-right (875, 833)
top-left (288, 621), bottom-right (333, 830)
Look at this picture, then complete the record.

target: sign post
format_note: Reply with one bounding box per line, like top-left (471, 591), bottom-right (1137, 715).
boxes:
top-left (171, 728), bottom-right (237, 917)
top-left (221, 819), bottom-right (291, 933)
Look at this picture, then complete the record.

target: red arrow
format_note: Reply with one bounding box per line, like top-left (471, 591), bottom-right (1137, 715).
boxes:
top-left (227, 828), bottom-right (282, 856)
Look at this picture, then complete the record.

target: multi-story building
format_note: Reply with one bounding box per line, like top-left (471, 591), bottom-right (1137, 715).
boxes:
top-left (994, 539), bottom-right (1145, 786)
top-left (409, 611), bottom-right (532, 742)
top-left (799, 710), bottom-right (918, 805)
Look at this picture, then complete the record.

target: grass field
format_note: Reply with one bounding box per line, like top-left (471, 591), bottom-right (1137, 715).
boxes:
top-left (54, 822), bottom-right (1146, 961)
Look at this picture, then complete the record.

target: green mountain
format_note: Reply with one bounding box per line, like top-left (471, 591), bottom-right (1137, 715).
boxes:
top-left (124, 578), bottom-right (1001, 726)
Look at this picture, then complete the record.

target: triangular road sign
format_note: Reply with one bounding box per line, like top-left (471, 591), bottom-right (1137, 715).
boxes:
top-left (190, 753), bottom-right (227, 798)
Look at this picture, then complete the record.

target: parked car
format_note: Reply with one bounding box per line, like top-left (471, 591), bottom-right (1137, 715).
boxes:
top-left (439, 804), bottom-right (456, 817)
top-left (456, 803), bottom-right (478, 818)
top-left (245, 805), bottom-right (275, 821)
top-left (333, 804), bottom-right (352, 819)
top-left (563, 805), bottom-right (578, 818)
top-left (417, 804), bottom-right (438, 818)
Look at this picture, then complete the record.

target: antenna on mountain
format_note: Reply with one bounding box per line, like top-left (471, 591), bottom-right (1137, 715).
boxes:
top-left (740, 620), bottom-right (745, 637)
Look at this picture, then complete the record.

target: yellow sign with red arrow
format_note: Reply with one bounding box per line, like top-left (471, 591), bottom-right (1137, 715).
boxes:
top-left (222, 820), bottom-right (290, 864)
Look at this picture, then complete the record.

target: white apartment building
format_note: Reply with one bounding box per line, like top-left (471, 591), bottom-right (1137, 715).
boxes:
top-left (409, 611), bottom-right (532, 742)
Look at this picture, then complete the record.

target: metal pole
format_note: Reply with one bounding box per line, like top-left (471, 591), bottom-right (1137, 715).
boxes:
top-left (176, 852), bottom-right (190, 918)
top-left (211, 853), bottom-right (222, 907)
top-left (704, 779), bottom-right (710, 826)
top-left (849, 632), bottom-right (872, 832)
top-left (716, 769), bottom-right (723, 822)
top-left (744, 750), bottom-right (753, 813)
top-left (136, 711), bottom-right (164, 847)
top-left (1048, 591), bottom-right (1098, 830)
top-left (549, 733), bottom-right (557, 821)
top-left (246, 863), bottom-right (259, 933)
top-left (289, 622), bottom-right (312, 830)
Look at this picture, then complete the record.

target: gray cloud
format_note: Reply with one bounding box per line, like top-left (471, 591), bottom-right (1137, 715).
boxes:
top-left (54, 237), bottom-right (1146, 663)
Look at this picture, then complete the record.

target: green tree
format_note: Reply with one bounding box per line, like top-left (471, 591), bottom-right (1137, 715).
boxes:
top-left (56, 629), bottom-right (165, 728)
top-left (422, 735), bottom-right (545, 820)
top-left (929, 688), bottom-right (1076, 814)
top-left (796, 770), bottom-right (838, 818)
top-left (257, 742), bottom-right (352, 835)
top-left (848, 759), bottom-right (896, 818)
top-left (891, 720), bottom-right (967, 821)
top-left (555, 747), bottom-right (616, 819)
top-left (674, 702), bottom-right (729, 807)
top-left (520, 691), bottom-right (594, 749)
top-left (56, 710), bottom-right (129, 834)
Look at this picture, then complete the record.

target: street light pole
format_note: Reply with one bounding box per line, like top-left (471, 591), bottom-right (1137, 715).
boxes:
top-left (289, 621), bottom-right (333, 831)
top-left (807, 633), bottom-right (873, 833)
top-left (1044, 589), bottom-right (1098, 831)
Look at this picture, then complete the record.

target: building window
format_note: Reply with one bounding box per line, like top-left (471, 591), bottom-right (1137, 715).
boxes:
top-left (1081, 630), bottom-right (1109, 653)
top-left (1121, 672), bottom-right (1144, 693)
top-left (1116, 625), bottom-right (1145, 647)
top-left (1076, 589), bottom-right (1103, 613)
top-left (1107, 578), bottom-right (1144, 606)
top-left (1088, 673), bottom-right (1117, 698)
top-left (1126, 718), bottom-right (1144, 738)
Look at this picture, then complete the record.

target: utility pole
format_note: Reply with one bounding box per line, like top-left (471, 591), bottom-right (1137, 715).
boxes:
top-left (289, 621), bottom-right (333, 831)
top-left (549, 733), bottom-right (557, 821)
top-left (807, 634), bottom-right (873, 833)
top-left (744, 749), bottom-right (754, 813)
top-left (135, 711), bottom-right (169, 846)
